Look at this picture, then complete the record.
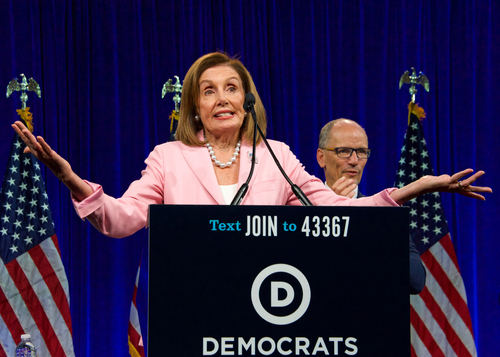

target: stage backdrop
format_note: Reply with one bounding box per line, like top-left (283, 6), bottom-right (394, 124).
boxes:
top-left (1, 0), bottom-right (499, 356)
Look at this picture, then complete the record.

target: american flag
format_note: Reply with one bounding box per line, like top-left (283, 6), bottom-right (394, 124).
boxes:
top-left (128, 260), bottom-right (145, 357)
top-left (0, 132), bottom-right (75, 356)
top-left (395, 103), bottom-right (477, 357)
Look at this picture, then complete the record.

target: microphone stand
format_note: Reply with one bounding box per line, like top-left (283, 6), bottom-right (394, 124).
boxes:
top-left (231, 93), bottom-right (313, 206)
top-left (230, 120), bottom-right (257, 205)
top-left (252, 121), bottom-right (313, 206)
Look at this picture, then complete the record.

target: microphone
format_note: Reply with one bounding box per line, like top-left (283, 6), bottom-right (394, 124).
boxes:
top-left (232, 92), bottom-right (312, 206)
top-left (243, 92), bottom-right (255, 112)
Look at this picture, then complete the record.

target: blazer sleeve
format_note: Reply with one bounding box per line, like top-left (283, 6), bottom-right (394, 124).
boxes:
top-left (71, 145), bottom-right (166, 238)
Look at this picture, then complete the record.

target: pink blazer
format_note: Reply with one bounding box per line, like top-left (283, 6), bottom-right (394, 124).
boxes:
top-left (73, 138), bottom-right (398, 238)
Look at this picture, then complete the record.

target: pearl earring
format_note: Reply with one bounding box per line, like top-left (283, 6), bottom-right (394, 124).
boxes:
top-left (194, 115), bottom-right (200, 121)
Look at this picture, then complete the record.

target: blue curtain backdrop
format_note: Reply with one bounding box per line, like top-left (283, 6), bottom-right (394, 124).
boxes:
top-left (1, 0), bottom-right (499, 356)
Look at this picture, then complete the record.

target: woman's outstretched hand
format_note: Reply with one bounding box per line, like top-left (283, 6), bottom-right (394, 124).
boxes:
top-left (12, 120), bottom-right (72, 180)
top-left (429, 169), bottom-right (492, 199)
top-left (12, 120), bottom-right (93, 201)
top-left (390, 168), bottom-right (492, 205)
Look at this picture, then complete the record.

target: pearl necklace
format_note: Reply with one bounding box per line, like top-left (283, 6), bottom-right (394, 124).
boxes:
top-left (205, 136), bottom-right (241, 168)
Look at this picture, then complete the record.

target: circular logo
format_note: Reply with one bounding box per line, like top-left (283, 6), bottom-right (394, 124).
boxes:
top-left (251, 264), bottom-right (311, 325)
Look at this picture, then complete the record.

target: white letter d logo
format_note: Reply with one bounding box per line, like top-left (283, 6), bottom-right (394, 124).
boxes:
top-left (271, 282), bottom-right (294, 307)
top-left (251, 264), bottom-right (311, 325)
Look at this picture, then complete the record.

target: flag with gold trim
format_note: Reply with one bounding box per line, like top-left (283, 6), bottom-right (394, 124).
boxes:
top-left (0, 128), bottom-right (75, 356)
top-left (394, 103), bottom-right (477, 357)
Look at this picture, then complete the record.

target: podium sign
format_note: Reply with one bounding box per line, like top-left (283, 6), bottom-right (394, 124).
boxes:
top-left (148, 205), bottom-right (410, 356)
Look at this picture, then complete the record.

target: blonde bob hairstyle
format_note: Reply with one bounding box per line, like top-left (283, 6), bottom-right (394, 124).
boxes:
top-left (175, 52), bottom-right (267, 146)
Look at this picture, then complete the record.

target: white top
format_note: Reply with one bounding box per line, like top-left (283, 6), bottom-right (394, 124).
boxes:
top-left (219, 184), bottom-right (238, 205)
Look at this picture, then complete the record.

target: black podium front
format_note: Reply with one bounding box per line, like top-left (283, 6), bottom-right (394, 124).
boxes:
top-left (148, 205), bottom-right (409, 356)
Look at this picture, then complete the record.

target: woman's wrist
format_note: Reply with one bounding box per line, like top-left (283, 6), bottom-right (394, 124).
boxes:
top-left (390, 177), bottom-right (427, 205)
top-left (61, 171), bottom-right (94, 201)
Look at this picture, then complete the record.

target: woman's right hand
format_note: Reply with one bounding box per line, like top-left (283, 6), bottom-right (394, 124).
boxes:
top-left (12, 121), bottom-right (72, 179)
top-left (12, 120), bottom-right (93, 201)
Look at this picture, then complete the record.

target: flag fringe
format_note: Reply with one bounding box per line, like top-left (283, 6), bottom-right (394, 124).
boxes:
top-left (16, 108), bottom-right (34, 132)
top-left (169, 110), bottom-right (179, 133)
top-left (128, 336), bottom-right (143, 357)
top-left (407, 102), bottom-right (427, 125)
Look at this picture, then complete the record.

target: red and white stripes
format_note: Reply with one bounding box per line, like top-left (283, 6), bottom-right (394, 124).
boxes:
top-left (128, 262), bottom-right (145, 357)
top-left (0, 235), bottom-right (75, 357)
top-left (411, 234), bottom-right (477, 357)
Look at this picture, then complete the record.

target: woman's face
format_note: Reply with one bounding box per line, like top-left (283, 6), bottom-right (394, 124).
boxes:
top-left (197, 65), bottom-right (246, 139)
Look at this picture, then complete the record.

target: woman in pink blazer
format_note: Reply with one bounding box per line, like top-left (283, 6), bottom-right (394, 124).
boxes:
top-left (12, 52), bottom-right (491, 238)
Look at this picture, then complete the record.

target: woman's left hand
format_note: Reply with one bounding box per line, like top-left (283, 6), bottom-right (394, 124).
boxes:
top-left (432, 168), bottom-right (492, 199)
top-left (391, 168), bottom-right (492, 204)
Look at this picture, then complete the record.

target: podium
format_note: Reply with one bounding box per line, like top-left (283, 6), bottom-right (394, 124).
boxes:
top-left (148, 205), bottom-right (410, 356)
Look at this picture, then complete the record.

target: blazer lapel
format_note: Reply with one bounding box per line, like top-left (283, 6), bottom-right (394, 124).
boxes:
top-left (180, 145), bottom-right (225, 204)
top-left (179, 132), bottom-right (266, 205)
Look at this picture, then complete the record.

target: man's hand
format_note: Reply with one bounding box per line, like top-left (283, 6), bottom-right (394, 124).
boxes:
top-left (330, 176), bottom-right (357, 198)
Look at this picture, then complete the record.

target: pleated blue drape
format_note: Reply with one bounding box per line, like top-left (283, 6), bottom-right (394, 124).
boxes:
top-left (1, 1), bottom-right (499, 356)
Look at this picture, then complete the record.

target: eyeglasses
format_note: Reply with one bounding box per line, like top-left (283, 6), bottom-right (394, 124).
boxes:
top-left (321, 147), bottom-right (371, 159)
